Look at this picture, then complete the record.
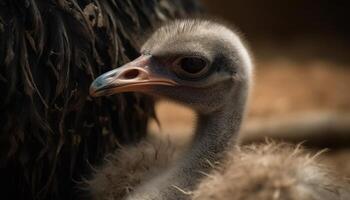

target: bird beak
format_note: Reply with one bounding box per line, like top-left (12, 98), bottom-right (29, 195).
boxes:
top-left (90, 55), bottom-right (177, 97)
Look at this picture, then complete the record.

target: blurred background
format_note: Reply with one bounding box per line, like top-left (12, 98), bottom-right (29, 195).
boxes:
top-left (200, 0), bottom-right (350, 122)
top-left (203, 0), bottom-right (350, 61)
top-left (149, 0), bottom-right (350, 174)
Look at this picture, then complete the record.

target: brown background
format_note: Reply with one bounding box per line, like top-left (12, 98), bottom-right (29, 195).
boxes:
top-left (202, 1), bottom-right (350, 41)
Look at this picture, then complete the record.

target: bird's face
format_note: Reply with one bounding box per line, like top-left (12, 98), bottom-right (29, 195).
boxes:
top-left (90, 20), bottom-right (252, 113)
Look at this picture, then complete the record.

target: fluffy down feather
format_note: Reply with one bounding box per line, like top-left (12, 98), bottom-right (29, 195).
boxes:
top-left (86, 140), bottom-right (350, 200)
top-left (193, 142), bottom-right (350, 200)
top-left (85, 139), bottom-right (179, 200)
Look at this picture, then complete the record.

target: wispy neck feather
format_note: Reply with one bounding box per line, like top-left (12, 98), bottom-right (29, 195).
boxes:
top-left (158, 83), bottom-right (249, 199)
top-left (180, 82), bottom-right (249, 185)
top-left (126, 83), bottom-right (249, 200)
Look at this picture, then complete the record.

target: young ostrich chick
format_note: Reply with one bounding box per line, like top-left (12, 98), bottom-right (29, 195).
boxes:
top-left (89, 19), bottom-right (252, 199)
top-left (88, 19), bottom-right (350, 200)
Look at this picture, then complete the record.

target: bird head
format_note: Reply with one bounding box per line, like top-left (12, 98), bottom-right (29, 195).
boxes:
top-left (90, 19), bottom-right (252, 114)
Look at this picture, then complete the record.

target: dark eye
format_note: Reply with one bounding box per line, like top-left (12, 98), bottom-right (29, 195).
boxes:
top-left (174, 56), bottom-right (209, 79)
top-left (179, 57), bottom-right (207, 73)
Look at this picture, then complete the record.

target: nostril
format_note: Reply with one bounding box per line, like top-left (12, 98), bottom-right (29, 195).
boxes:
top-left (123, 69), bottom-right (140, 79)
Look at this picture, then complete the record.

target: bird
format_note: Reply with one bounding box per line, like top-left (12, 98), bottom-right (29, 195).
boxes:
top-left (89, 19), bottom-right (253, 199)
top-left (88, 19), bottom-right (350, 200)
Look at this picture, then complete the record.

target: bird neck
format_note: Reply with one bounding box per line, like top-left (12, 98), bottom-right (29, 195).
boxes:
top-left (175, 84), bottom-right (249, 190)
top-left (128, 85), bottom-right (249, 199)
top-left (194, 102), bottom-right (244, 158)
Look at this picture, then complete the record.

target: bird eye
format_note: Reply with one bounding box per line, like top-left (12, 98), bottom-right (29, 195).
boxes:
top-left (174, 56), bottom-right (209, 79)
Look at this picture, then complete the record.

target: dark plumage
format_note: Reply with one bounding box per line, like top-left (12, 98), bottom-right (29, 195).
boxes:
top-left (0, 1), bottom-right (200, 199)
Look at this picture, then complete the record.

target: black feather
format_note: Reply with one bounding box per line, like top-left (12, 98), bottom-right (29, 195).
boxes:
top-left (0, 0), bottom-right (201, 199)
